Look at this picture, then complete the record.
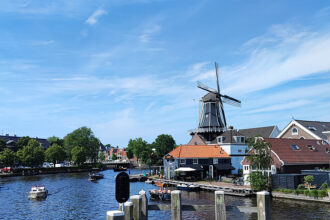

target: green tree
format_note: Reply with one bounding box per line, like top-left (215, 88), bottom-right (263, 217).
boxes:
top-left (0, 148), bottom-right (18, 167)
top-left (48, 136), bottom-right (64, 147)
top-left (0, 139), bottom-right (6, 152)
top-left (63, 127), bottom-right (101, 162)
top-left (126, 138), bottom-right (149, 160)
top-left (45, 144), bottom-right (66, 167)
top-left (17, 139), bottom-right (45, 166)
top-left (246, 137), bottom-right (273, 191)
top-left (71, 146), bottom-right (86, 166)
top-left (151, 134), bottom-right (176, 165)
top-left (16, 136), bottom-right (31, 150)
top-left (304, 175), bottom-right (314, 190)
top-left (111, 153), bottom-right (117, 161)
top-left (99, 152), bottom-right (105, 161)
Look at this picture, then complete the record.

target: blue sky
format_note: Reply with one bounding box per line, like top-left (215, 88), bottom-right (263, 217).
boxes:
top-left (1, 0), bottom-right (330, 147)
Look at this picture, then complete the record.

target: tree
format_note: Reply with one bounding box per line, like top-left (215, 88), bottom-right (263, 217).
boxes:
top-left (126, 138), bottom-right (149, 160)
top-left (71, 146), bottom-right (86, 166)
top-left (111, 153), bottom-right (117, 161)
top-left (0, 139), bottom-right (6, 152)
top-left (304, 175), bottom-right (314, 190)
top-left (0, 149), bottom-right (18, 167)
top-left (99, 152), bottom-right (105, 161)
top-left (47, 136), bottom-right (64, 147)
top-left (16, 136), bottom-right (31, 150)
top-left (17, 139), bottom-right (45, 166)
top-left (63, 127), bottom-right (101, 162)
top-left (151, 134), bottom-right (176, 165)
top-left (45, 144), bottom-right (66, 167)
top-left (246, 136), bottom-right (273, 191)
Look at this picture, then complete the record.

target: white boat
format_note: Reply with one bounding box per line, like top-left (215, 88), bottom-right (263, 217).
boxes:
top-left (145, 179), bottom-right (153, 184)
top-left (28, 186), bottom-right (48, 199)
top-left (177, 184), bottom-right (199, 191)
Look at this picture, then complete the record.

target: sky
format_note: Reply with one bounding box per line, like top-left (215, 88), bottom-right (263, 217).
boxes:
top-left (1, 0), bottom-right (330, 147)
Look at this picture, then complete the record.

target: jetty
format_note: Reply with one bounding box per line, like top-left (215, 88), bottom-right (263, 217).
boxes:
top-left (153, 179), bottom-right (253, 197)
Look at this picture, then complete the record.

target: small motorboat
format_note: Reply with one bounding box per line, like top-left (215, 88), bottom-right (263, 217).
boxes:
top-left (154, 181), bottom-right (167, 187)
top-left (28, 186), bottom-right (48, 199)
top-left (113, 167), bottom-right (127, 172)
top-left (177, 184), bottom-right (199, 191)
top-left (149, 188), bottom-right (171, 201)
top-left (89, 172), bottom-right (104, 181)
top-left (145, 179), bottom-right (153, 184)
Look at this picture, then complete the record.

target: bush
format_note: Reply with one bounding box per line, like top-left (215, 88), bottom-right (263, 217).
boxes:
top-left (296, 189), bottom-right (304, 195)
top-left (304, 190), bottom-right (309, 196)
top-left (283, 188), bottom-right (293, 194)
top-left (297, 184), bottom-right (305, 190)
top-left (310, 189), bottom-right (318, 197)
top-left (320, 182), bottom-right (328, 189)
top-left (317, 189), bottom-right (328, 197)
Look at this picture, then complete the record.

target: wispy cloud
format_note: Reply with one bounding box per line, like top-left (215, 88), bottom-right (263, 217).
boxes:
top-left (32, 40), bottom-right (54, 46)
top-left (86, 9), bottom-right (107, 25)
top-left (139, 24), bottom-right (161, 43)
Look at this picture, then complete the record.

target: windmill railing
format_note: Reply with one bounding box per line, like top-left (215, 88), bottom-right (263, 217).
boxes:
top-left (189, 127), bottom-right (226, 134)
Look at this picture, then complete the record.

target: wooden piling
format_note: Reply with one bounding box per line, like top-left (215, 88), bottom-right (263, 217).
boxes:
top-left (139, 190), bottom-right (148, 220)
top-left (131, 195), bottom-right (142, 220)
top-left (171, 190), bottom-right (182, 220)
top-left (215, 191), bottom-right (226, 220)
top-left (124, 202), bottom-right (133, 220)
top-left (257, 191), bottom-right (270, 220)
top-left (106, 211), bottom-right (125, 220)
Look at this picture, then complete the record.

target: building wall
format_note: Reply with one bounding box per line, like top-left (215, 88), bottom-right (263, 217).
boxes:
top-left (281, 124), bottom-right (317, 140)
top-left (221, 144), bottom-right (248, 174)
top-left (163, 158), bottom-right (178, 179)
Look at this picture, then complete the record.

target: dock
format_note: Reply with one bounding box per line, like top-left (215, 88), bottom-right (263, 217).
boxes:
top-left (154, 179), bottom-right (253, 197)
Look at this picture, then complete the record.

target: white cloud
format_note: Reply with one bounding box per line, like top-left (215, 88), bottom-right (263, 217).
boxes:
top-left (86, 9), bottom-right (107, 25)
top-left (139, 24), bottom-right (161, 43)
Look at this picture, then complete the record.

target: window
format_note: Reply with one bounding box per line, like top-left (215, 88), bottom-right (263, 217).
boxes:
top-left (241, 137), bottom-right (245, 143)
top-left (307, 145), bottom-right (315, 151)
top-left (193, 158), bottom-right (198, 164)
top-left (291, 144), bottom-right (300, 150)
top-left (326, 148), bottom-right (329, 153)
top-left (213, 158), bottom-right (218, 164)
top-left (300, 137), bottom-right (305, 139)
top-left (234, 136), bottom-right (245, 143)
top-left (217, 136), bottom-right (225, 144)
top-left (308, 126), bottom-right (317, 131)
top-left (180, 159), bottom-right (186, 165)
top-left (292, 128), bottom-right (298, 135)
top-left (244, 165), bottom-right (249, 171)
top-left (238, 149), bottom-right (242, 153)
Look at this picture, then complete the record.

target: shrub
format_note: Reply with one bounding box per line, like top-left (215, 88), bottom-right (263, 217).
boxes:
top-left (317, 189), bottom-right (328, 197)
top-left (320, 182), bottom-right (328, 189)
top-left (297, 184), bottom-right (305, 190)
top-left (310, 189), bottom-right (318, 197)
top-left (283, 189), bottom-right (293, 194)
top-left (296, 189), bottom-right (304, 195)
top-left (304, 190), bottom-right (309, 196)
top-left (304, 175), bottom-right (314, 190)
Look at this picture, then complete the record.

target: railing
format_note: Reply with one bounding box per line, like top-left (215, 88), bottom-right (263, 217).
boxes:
top-left (106, 190), bottom-right (270, 220)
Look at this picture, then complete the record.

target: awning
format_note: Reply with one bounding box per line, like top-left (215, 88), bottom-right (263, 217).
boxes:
top-left (213, 164), bottom-right (235, 170)
top-left (175, 167), bottom-right (196, 172)
top-left (181, 164), bottom-right (204, 171)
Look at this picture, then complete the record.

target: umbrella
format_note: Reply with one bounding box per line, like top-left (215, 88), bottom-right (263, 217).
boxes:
top-left (175, 167), bottom-right (196, 172)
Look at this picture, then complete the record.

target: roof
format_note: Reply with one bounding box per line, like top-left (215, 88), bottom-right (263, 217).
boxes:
top-left (239, 126), bottom-right (278, 138)
top-left (0, 135), bottom-right (50, 150)
top-left (166, 145), bottom-right (230, 158)
top-left (243, 138), bottom-right (330, 165)
top-left (202, 92), bottom-right (218, 102)
top-left (295, 120), bottom-right (330, 140)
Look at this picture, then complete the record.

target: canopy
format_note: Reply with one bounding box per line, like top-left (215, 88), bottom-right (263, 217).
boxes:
top-left (175, 167), bottom-right (196, 172)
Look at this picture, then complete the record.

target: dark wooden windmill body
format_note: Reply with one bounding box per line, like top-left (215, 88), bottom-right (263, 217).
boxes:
top-left (190, 62), bottom-right (241, 142)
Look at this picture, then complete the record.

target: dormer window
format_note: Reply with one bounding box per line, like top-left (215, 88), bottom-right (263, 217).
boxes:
top-left (217, 136), bottom-right (225, 144)
top-left (291, 144), bottom-right (300, 150)
top-left (326, 148), bottom-right (329, 153)
top-left (307, 145), bottom-right (316, 151)
top-left (292, 128), bottom-right (298, 135)
top-left (308, 126), bottom-right (317, 131)
top-left (234, 136), bottom-right (245, 143)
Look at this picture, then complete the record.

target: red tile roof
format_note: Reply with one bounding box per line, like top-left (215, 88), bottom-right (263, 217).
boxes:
top-left (243, 138), bottom-right (330, 165)
top-left (167, 145), bottom-right (230, 158)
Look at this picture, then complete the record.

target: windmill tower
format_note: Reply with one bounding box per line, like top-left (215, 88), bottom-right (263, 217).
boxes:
top-left (192, 62), bottom-right (241, 142)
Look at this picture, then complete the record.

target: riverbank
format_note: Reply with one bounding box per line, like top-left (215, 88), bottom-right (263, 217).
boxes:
top-left (0, 166), bottom-right (102, 178)
top-left (272, 191), bottom-right (330, 203)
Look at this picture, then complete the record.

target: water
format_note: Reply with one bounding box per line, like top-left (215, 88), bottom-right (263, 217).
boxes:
top-left (0, 170), bottom-right (329, 220)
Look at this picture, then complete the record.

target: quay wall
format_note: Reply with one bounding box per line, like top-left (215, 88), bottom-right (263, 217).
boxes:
top-left (272, 192), bottom-right (330, 203)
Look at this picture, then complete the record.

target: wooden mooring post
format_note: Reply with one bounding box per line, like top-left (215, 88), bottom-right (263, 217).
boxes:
top-left (106, 190), bottom-right (270, 220)
top-left (215, 191), bottom-right (226, 220)
top-left (257, 191), bottom-right (270, 220)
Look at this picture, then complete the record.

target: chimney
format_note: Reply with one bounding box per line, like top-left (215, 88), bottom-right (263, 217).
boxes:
top-left (228, 126), bottom-right (234, 130)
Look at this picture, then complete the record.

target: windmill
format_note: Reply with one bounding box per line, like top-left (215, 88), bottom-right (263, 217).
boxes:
top-left (194, 62), bottom-right (241, 141)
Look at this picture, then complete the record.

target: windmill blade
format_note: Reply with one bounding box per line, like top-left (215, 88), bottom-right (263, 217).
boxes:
top-left (219, 101), bottom-right (227, 128)
top-left (221, 95), bottom-right (241, 107)
top-left (197, 81), bottom-right (219, 94)
top-left (215, 62), bottom-right (220, 94)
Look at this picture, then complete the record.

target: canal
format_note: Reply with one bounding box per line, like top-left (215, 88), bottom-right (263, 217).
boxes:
top-left (0, 169), bottom-right (329, 220)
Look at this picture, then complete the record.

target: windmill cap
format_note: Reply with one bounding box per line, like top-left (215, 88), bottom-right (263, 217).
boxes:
top-left (202, 92), bottom-right (218, 102)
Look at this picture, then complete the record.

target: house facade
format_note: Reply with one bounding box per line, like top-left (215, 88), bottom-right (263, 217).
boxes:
top-left (163, 145), bottom-right (234, 180)
top-left (242, 138), bottom-right (330, 185)
top-left (277, 119), bottom-right (330, 143)
top-left (107, 148), bottom-right (128, 162)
